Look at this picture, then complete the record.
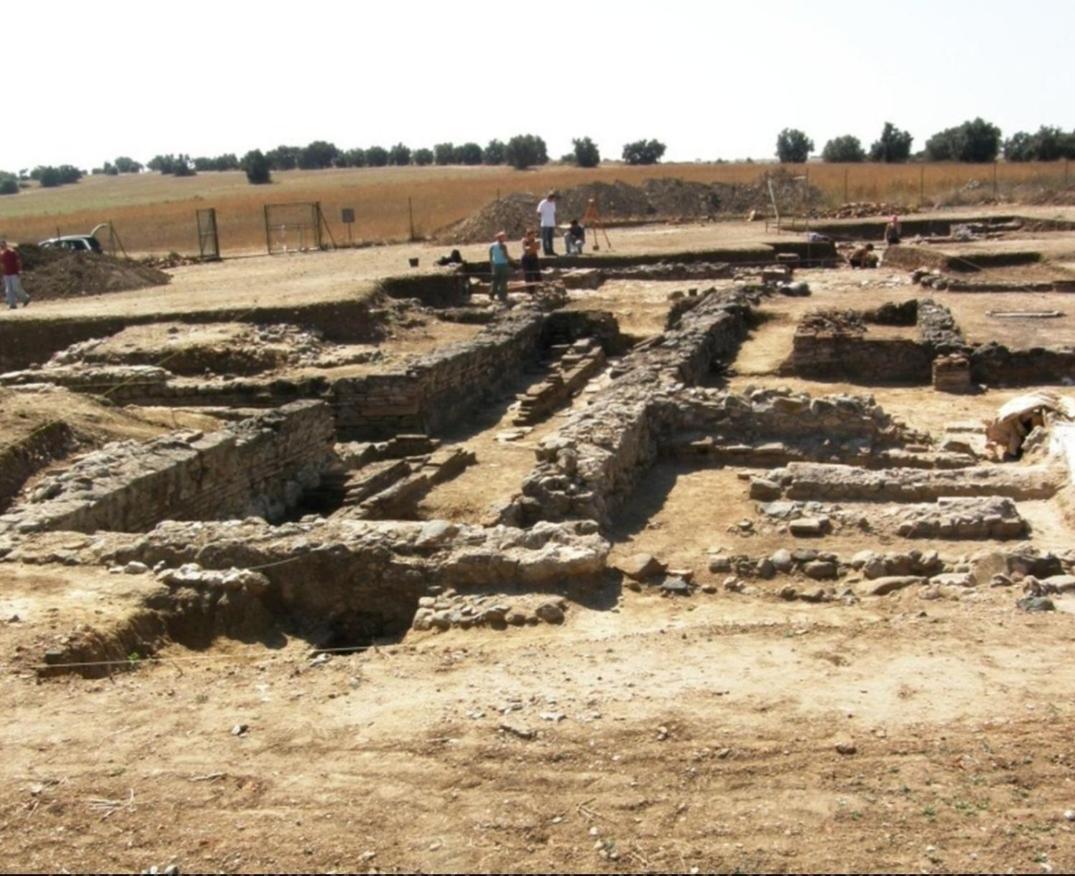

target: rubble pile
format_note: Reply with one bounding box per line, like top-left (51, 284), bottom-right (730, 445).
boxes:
top-left (16, 244), bottom-right (171, 301)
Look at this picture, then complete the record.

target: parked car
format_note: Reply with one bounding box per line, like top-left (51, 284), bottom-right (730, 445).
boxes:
top-left (38, 234), bottom-right (103, 254)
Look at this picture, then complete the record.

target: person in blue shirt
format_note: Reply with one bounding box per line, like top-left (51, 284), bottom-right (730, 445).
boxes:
top-left (488, 231), bottom-right (513, 302)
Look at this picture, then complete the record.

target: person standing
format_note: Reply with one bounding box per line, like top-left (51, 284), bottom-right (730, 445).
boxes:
top-left (536, 191), bottom-right (558, 256)
top-left (884, 215), bottom-right (902, 245)
top-left (488, 231), bottom-right (513, 303)
top-left (520, 229), bottom-right (542, 284)
top-left (0, 240), bottom-right (29, 309)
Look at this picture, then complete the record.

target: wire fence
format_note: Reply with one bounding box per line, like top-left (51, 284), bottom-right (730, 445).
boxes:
top-left (3, 162), bottom-right (1072, 258)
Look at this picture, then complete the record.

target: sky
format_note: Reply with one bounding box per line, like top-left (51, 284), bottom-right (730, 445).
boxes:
top-left (7, 0), bottom-right (1073, 171)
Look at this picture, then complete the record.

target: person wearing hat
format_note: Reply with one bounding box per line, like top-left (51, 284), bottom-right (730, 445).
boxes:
top-left (536, 191), bottom-right (558, 256)
top-left (488, 231), bottom-right (513, 303)
top-left (0, 240), bottom-right (29, 309)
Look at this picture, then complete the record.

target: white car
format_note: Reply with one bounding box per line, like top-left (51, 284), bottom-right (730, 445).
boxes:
top-left (38, 234), bottom-right (103, 254)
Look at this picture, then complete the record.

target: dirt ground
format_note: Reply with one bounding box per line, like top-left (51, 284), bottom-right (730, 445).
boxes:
top-left (8, 218), bottom-right (1075, 874)
top-left (0, 386), bottom-right (219, 449)
top-left (5, 579), bottom-right (1075, 873)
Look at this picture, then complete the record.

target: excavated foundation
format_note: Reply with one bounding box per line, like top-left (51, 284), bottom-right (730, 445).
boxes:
top-left (5, 255), bottom-right (1075, 677)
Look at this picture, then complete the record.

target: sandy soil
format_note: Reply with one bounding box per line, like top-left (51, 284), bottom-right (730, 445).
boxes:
top-left (4, 574), bottom-right (1075, 873)
top-left (0, 386), bottom-right (219, 449)
top-left (8, 218), bottom-right (1075, 873)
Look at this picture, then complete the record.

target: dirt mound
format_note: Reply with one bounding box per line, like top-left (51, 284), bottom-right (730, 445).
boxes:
top-left (440, 171), bottom-right (826, 243)
top-left (1026, 184), bottom-right (1075, 206)
top-left (15, 244), bottom-right (171, 302)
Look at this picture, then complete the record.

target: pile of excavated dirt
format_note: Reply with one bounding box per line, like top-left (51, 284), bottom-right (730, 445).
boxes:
top-left (1026, 183), bottom-right (1075, 206)
top-left (439, 172), bottom-right (824, 244)
top-left (15, 244), bottom-right (171, 301)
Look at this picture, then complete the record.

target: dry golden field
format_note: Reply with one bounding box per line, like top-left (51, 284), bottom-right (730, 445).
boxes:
top-left (0, 161), bottom-right (1070, 256)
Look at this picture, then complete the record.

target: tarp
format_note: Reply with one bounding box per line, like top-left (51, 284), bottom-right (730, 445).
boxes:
top-left (986, 392), bottom-right (1075, 457)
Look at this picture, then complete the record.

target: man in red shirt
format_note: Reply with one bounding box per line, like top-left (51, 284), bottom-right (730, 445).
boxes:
top-left (0, 240), bottom-right (29, 309)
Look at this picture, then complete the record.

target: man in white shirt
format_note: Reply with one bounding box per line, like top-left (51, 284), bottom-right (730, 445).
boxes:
top-left (536, 191), bottom-right (558, 256)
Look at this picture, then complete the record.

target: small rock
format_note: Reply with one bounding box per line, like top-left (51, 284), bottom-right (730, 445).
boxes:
top-left (804, 560), bottom-right (838, 580)
top-left (708, 555), bottom-right (732, 573)
top-left (835, 739), bottom-right (857, 755)
top-left (535, 602), bottom-right (565, 624)
top-left (723, 577), bottom-right (743, 593)
top-left (124, 561), bottom-right (149, 575)
top-left (1064, 809), bottom-right (1075, 822)
top-left (1017, 596), bottom-right (1056, 613)
top-left (779, 585), bottom-right (798, 601)
top-left (231, 723), bottom-right (248, 737)
top-left (789, 517), bottom-right (829, 538)
top-left (499, 722), bottom-right (535, 740)
top-left (869, 576), bottom-right (925, 596)
top-left (660, 576), bottom-right (691, 595)
top-left (1043, 575), bottom-right (1075, 594)
top-left (618, 553), bottom-right (666, 581)
top-left (769, 549), bottom-right (794, 572)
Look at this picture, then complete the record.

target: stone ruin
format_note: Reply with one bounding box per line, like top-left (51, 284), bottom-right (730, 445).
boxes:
top-left (4, 248), bottom-right (1075, 679)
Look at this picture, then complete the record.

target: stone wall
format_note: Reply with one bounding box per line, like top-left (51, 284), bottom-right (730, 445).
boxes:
top-left (787, 299), bottom-right (962, 384)
top-left (500, 288), bottom-right (759, 527)
top-left (0, 421), bottom-right (78, 513)
top-left (971, 343), bottom-right (1075, 386)
top-left (2, 306), bottom-right (555, 442)
top-left (9, 517), bottom-right (610, 642)
top-left (0, 401), bottom-right (335, 534)
top-left (0, 295), bottom-right (388, 374)
top-left (332, 307), bottom-right (547, 439)
top-left (755, 460), bottom-right (1062, 503)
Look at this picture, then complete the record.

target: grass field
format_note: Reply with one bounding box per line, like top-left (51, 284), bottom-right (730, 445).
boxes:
top-left (0, 161), bottom-right (1070, 256)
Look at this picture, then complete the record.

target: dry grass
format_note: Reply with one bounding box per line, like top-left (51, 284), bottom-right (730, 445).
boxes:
top-left (0, 161), bottom-right (1071, 255)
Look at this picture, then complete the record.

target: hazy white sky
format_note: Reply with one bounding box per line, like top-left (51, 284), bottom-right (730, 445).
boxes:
top-left (8, 0), bottom-right (1072, 171)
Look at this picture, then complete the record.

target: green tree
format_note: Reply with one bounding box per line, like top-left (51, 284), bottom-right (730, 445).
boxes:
top-left (113, 156), bottom-right (143, 173)
top-left (483, 139), bottom-right (506, 165)
top-left (337, 148), bottom-right (367, 168)
top-left (572, 136), bottom-right (601, 167)
top-left (413, 148), bottom-right (434, 166)
top-left (433, 143), bottom-right (456, 165)
top-left (821, 135), bottom-right (865, 162)
top-left (925, 118), bottom-right (1002, 162)
top-left (241, 149), bottom-right (272, 184)
top-left (0, 171), bottom-right (18, 195)
top-left (388, 143), bottom-right (412, 165)
top-left (266, 145), bottom-right (300, 170)
top-left (298, 140), bottom-right (339, 169)
top-left (172, 154), bottom-right (196, 176)
top-left (1005, 126), bottom-right (1075, 162)
top-left (775, 128), bottom-right (813, 163)
top-left (869, 122), bottom-right (913, 163)
top-left (147, 154), bottom-right (177, 174)
top-left (504, 134), bottom-right (548, 170)
top-left (365, 146), bottom-right (389, 167)
top-left (622, 139), bottom-right (666, 165)
top-left (456, 142), bottom-right (483, 165)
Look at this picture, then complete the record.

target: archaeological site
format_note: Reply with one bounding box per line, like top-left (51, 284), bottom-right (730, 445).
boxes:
top-left (5, 206), bottom-right (1075, 873)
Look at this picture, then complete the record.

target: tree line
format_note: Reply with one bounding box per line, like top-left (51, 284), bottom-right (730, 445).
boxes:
top-left (0, 135), bottom-right (665, 191)
top-left (2, 119), bottom-right (1072, 195)
top-left (784, 119), bottom-right (1075, 164)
